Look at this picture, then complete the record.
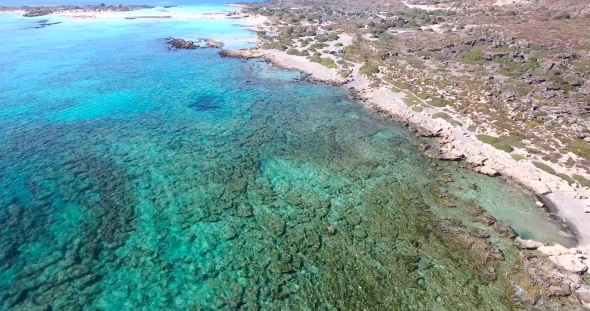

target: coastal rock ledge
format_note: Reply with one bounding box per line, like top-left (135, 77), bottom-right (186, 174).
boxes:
top-left (219, 49), bottom-right (347, 86)
top-left (166, 38), bottom-right (224, 50)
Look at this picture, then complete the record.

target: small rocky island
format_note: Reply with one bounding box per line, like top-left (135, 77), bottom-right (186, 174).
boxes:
top-left (166, 38), bottom-right (224, 50)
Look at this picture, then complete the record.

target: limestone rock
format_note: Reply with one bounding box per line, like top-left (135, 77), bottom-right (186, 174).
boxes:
top-left (466, 155), bottom-right (488, 167)
top-left (575, 287), bottom-right (590, 306)
top-left (549, 254), bottom-right (588, 274)
top-left (538, 244), bottom-right (571, 256)
top-left (528, 180), bottom-right (552, 195)
top-left (478, 165), bottom-right (499, 177)
top-left (515, 237), bottom-right (544, 250)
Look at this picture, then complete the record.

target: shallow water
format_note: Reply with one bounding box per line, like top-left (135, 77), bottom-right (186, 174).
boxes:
top-left (0, 10), bottom-right (575, 310)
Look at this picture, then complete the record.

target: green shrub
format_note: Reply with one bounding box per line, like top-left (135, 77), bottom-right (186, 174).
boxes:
top-left (320, 58), bottom-right (336, 69)
top-left (501, 135), bottom-right (525, 149)
top-left (412, 106), bottom-right (424, 112)
top-left (327, 34), bottom-right (339, 41)
top-left (403, 97), bottom-right (418, 106)
top-left (417, 92), bottom-right (429, 100)
top-left (432, 112), bottom-right (450, 120)
top-left (556, 173), bottom-right (575, 185)
top-left (429, 98), bottom-right (449, 107)
top-left (334, 43), bottom-right (343, 47)
top-left (476, 135), bottom-right (514, 153)
top-left (450, 120), bottom-right (462, 127)
top-left (310, 43), bottom-right (329, 50)
top-left (298, 50), bottom-right (310, 56)
top-left (511, 154), bottom-right (525, 161)
top-left (286, 48), bottom-right (299, 55)
top-left (554, 12), bottom-right (571, 20)
top-left (568, 141), bottom-right (590, 159)
top-left (309, 55), bottom-right (321, 63)
top-left (532, 161), bottom-right (556, 175)
top-left (369, 82), bottom-right (380, 88)
top-left (378, 32), bottom-right (393, 40)
top-left (339, 70), bottom-right (349, 78)
top-left (359, 64), bottom-right (380, 75)
top-left (525, 57), bottom-right (539, 69)
top-left (464, 50), bottom-right (485, 62)
top-left (573, 174), bottom-right (590, 187)
top-left (393, 81), bottom-right (411, 89)
top-left (315, 35), bottom-right (328, 42)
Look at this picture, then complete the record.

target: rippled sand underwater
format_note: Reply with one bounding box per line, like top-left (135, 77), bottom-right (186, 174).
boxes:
top-left (0, 12), bottom-right (574, 311)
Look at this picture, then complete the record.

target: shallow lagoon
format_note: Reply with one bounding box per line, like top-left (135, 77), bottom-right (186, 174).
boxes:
top-left (0, 10), bottom-right (575, 310)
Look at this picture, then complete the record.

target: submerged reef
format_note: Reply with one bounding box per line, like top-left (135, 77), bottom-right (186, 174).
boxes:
top-left (0, 52), bottom-right (575, 310)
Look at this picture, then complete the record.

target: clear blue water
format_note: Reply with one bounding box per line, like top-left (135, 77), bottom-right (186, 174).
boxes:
top-left (0, 8), bottom-right (575, 311)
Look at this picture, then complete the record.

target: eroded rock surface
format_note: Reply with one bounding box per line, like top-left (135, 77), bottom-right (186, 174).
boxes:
top-left (166, 38), bottom-right (225, 50)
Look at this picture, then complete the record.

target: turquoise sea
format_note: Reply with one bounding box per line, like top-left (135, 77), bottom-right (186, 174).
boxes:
top-left (0, 5), bottom-right (576, 310)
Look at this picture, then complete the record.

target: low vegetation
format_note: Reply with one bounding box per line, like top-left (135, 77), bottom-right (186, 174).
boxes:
top-left (476, 135), bottom-right (515, 153)
top-left (532, 161), bottom-right (556, 175)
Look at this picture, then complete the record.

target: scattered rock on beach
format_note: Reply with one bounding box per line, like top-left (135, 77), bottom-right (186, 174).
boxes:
top-left (548, 254), bottom-right (588, 273)
top-left (515, 237), bottom-right (544, 250)
top-left (538, 244), bottom-right (577, 256)
top-left (477, 165), bottom-right (499, 177)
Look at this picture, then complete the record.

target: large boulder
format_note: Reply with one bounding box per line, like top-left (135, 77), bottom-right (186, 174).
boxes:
top-left (549, 254), bottom-right (588, 274)
top-left (515, 237), bottom-right (544, 250)
top-left (166, 38), bottom-right (198, 49)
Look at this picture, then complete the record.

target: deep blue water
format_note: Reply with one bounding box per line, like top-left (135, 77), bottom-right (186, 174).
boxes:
top-left (0, 7), bottom-right (574, 311)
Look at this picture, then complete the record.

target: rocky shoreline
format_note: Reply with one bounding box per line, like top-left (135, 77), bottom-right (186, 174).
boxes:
top-left (221, 47), bottom-right (590, 252)
top-left (219, 45), bottom-right (590, 308)
top-left (219, 49), bottom-right (347, 86)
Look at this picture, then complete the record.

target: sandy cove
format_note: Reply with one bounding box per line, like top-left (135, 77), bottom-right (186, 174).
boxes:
top-left (220, 46), bottom-right (590, 255)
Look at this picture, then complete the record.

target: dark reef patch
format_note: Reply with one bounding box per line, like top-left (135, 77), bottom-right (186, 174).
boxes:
top-left (189, 93), bottom-right (224, 111)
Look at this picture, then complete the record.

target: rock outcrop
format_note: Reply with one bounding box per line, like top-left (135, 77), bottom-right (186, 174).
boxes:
top-left (510, 239), bottom-right (590, 308)
top-left (219, 49), bottom-right (347, 86)
top-left (166, 38), bottom-right (225, 50)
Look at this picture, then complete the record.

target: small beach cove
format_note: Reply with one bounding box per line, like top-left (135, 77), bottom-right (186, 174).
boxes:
top-left (0, 3), bottom-right (589, 310)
